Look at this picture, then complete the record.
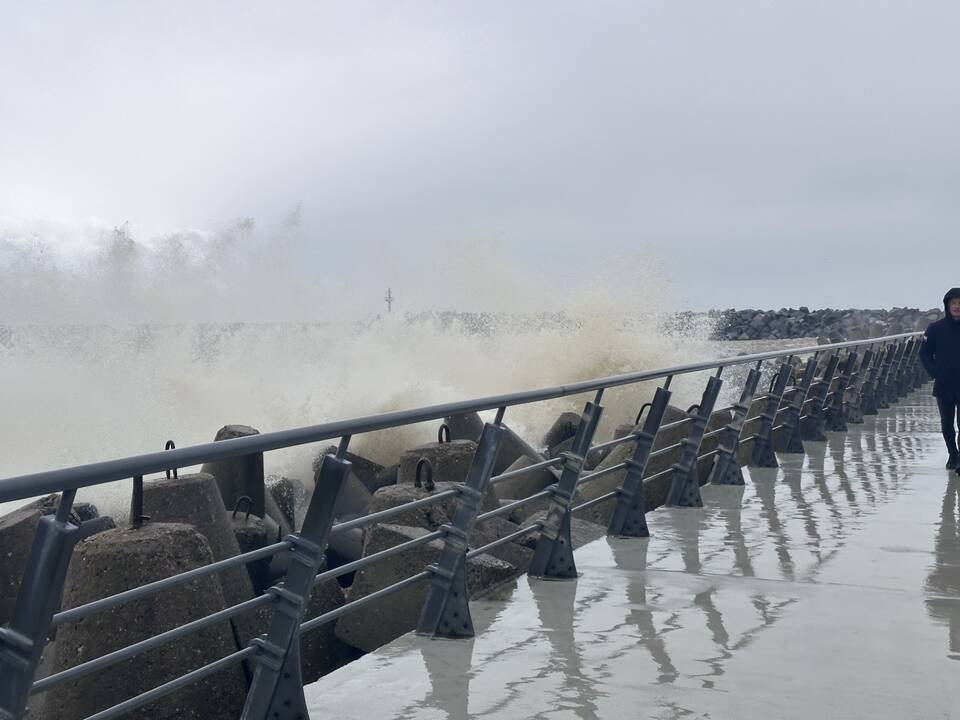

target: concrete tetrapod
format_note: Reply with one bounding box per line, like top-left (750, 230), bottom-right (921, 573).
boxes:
top-left (573, 405), bottom-right (732, 527)
top-left (398, 440), bottom-right (477, 486)
top-left (0, 497), bottom-right (110, 627)
top-left (44, 523), bottom-right (246, 720)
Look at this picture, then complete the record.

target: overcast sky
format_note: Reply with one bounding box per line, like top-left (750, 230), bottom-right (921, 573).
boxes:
top-left (1, 1), bottom-right (957, 312)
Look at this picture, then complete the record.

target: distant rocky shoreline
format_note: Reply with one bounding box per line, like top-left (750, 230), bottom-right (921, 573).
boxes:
top-left (707, 307), bottom-right (941, 342)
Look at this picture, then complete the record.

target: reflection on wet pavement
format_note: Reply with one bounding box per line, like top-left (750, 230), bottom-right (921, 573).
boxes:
top-left (305, 393), bottom-right (960, 719)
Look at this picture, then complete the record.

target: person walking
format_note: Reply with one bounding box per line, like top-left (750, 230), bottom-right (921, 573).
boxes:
top-left (921, 288), bottom-right (960, 469)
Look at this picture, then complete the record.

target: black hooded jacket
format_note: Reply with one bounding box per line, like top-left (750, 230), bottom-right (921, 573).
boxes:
top-left (921, 288), bottom-right (960, 398)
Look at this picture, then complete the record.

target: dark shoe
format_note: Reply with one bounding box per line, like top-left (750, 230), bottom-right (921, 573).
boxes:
top-left (948, 453), bottom-right (959, 470)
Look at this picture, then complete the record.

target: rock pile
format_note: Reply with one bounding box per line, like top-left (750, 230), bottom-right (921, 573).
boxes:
top-left (711, 307), bottom-right (940, 342)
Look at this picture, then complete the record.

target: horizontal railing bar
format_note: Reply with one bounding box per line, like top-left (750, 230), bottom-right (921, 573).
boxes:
top-left (329, 489), bottom-right (459, 536)
top-left (658, 417), bottom-right (693, 432)
top-left (466, 523), bottom-right (543, 559)
top-left (577, 462), bottom-right (629, 485)
top-left (738, 434), bottom-right (760, 444)
top-left (475, 489), bottom-right (555, 523)
top-left (489, 457), bottom-right (564, 486)
top-left (52, 540), bottom-right (292, 627)
top-left (80, 645), bottom-right (256, 720)
top-left (300, 571), bottom-right (431, 634)
top-left (642, 466), bottom-right (674, 483)
top-left (0, 332), bottom-right (919, 502)
top-left (649, 442), bottom-right (683, 458)
top-left (589, 433), bottom-right (639, 454)
top-left (35, 594), bottom-right (272, 695)
top-left (314, 530), bottom-right (444, 586)
top-left (571, 490), bottom-right (618, 513)
top-left (702, 427), bottom-right (726, 440)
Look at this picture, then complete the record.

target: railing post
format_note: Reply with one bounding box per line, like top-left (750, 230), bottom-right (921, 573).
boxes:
top-left (824, 349), bottom-right (858, 432)
top-left (884, 339), bottom-right (909, 404)
top-left (913, 336), bottom-right (929, 389)
top-left (608, 386), bottom-right (672, 537)
top-left (709, 367), bottom-right (761, 486)
top-left (776, 354), bottom-right (819, 453)
top-left (528, 399), bottom-right (603, 579)
top-left (0, 493), bottom-right (82, 720)
top-left (664, 374), bottom-right (723, 508)
top-left (860, 343), bottom-right (890, 415)
top-left (241, 450), bottom-right (351, 720)
top-left (800, 351), bottom-right (840, 441)
top-left (845, 347), bottom-right (874, 424)
top-left (894, 337), bottom-right (919, 397)
top-left (876, 341), bottom-right (904, 409)
top-left (417, 420), bottom-right (504, 637)
top-left (750, 359), bottom-right (793, 468)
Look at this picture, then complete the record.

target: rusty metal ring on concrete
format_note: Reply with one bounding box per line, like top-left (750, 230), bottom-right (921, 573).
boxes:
top-left (438, 424), bottom-right (451, 444)
top-left (164, 440), bottom-right (178, 479)
top-left (635, 403), bottom-right (653, 426)
top-left (232, 495), bottom-right (253, 521)
top-left (415, 458), bottom-right (435, 492)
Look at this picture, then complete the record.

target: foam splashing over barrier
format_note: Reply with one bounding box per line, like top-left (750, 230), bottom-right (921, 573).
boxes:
top-left (0, 218), bottom-right (723, 520)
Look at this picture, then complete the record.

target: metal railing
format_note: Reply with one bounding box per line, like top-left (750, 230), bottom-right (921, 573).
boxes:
top-left (0, 331), bottom-right (927, 720)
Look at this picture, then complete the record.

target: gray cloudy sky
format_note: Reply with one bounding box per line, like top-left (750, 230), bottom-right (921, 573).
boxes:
top-left (1, 1), bottom-right (957, 311)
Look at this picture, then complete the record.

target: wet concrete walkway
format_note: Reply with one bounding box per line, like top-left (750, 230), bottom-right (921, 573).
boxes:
top-left (305, 391), bottom-right (960, 719)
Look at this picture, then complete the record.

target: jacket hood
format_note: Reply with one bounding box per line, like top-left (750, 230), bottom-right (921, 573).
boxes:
top-left (945, 288), bottom-right (960, 318)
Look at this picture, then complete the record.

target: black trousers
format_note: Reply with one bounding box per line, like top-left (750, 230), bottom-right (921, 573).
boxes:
top-left (937, 392), bottom-right (960, 455)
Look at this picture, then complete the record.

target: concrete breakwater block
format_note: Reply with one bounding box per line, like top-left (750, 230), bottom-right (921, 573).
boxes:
top-left (1, 496), bottom-right (111, 627)
top-left (470, 517), bottom-right (535, 571)
top-left (139, 472), bottom-right (254, 608)
top-left (243, 572), bottom-right (357, 684)
top-left (495, 455), bottom-right (556, 503)
top-left (321, 448), bottom-right (389, 494)
top-left (398, 440), bottom-right (477, 486)
top-left (265, 475), bottom-right (308, 530)
top-left (230, 512), bottom-right (273, 594)
top-left (44, 523), bottom-right (246, 720)
top-left (201, 424), bottom-right (265, 517)
top-left (334, 524), bottom-right (516, 653)
top-left (521, 511), bottom-right (607, 549)
top-left (366, 481), bottom-right (499, 536)
top-left (23, 493), bottom-right (100, 523)
top-left (542, 412), bottom-right (581, 450)
top-left (571, 405), bottom-right (731, 527)
top-left (334, 474), bottom-right (373, 521)
top-left (443, 412), bottom-right (527, 474)
top-left (138, 472), bottom-right (269, 659)
top-left (361, 482), bottom-right (532, 574)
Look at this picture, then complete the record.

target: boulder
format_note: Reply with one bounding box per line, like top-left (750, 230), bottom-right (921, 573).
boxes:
top-left (44, 523), bottom-right (246, 720)
top-left (334, 524), bottom-right (516, 652)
